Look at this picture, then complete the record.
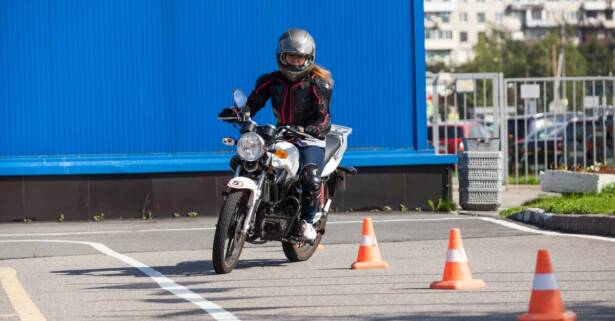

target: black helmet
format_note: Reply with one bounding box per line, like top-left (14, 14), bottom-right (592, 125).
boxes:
top-left (277, 29), bottom-right (315, 82)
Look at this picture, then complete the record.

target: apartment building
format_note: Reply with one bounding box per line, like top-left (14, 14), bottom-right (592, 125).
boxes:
top-left (425, 0), bottom-right (615, 66)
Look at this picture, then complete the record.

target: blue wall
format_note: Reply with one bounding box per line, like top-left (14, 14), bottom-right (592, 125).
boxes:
top-left (0, 0), bottom-right (454, 175)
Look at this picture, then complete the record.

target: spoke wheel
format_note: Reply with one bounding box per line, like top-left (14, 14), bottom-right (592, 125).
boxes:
top-left (212, 191), bottom-right (248, 274)
top-left (282, 233), bottom-right (322, 262)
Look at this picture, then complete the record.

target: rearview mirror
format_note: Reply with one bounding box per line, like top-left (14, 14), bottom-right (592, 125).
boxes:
top-left (233, 89), bottom-right (247, 108)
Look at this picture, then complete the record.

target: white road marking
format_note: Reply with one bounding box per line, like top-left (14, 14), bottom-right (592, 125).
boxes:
top-left (0, 218), bottom-right (469, 238)
top-left (328, 217), bottom-right (473, 225)
top-left (0, 227), bottom-right (216, 238)
top-left (478, 217), bottom-right (615, 243)
top-left (0, 240), bottom-right (240, 321)
top-left (1, 216), bottom-right (612, 244)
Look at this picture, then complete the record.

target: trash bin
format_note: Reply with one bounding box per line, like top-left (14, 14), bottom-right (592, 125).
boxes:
top-left (458, 138), bottom-right (502, 211)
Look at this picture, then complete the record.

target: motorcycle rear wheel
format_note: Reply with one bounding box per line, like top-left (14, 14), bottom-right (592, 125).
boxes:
top-left (212, 191), bottom-right (248, 274)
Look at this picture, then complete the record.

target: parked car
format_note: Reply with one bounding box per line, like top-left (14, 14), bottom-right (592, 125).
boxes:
top-left (563, 116), bottom-right (614, 166)
top-left (507, 112), bottom-right (583, 167)
top-left (507, 112), bottom-right (582, 143)
top-left (428, 121), bottom-right (493, 154)
top-left (516, 124), bottom-right (567, 168)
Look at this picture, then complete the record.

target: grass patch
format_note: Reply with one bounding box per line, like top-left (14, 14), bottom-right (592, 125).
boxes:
top-left (500, 184), bottom-right (615, 217)
top-left (507, 175), bottom-right (540, 185)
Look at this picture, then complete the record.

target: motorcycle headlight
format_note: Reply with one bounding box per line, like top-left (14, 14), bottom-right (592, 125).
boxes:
top-left (237, 132), bottom-right (265, 161)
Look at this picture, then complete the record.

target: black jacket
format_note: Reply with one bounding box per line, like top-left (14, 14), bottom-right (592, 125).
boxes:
top-left (246, 71), bottom-right (332, 138)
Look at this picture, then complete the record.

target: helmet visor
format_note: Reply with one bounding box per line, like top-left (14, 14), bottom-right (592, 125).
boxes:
top-left (283, 53), bottom-right (307, 67)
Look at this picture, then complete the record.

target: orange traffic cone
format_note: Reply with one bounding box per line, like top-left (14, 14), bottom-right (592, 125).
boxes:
top-left (430, 228), bottom-right (486, 290)
top-left (518, 249), bottom-right (577, 321)
top-left (351, 218), bottom-right (389, 270)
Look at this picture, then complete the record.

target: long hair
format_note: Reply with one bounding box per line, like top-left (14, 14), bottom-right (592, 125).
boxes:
top-left (311, 64), bottom-right (334, 87)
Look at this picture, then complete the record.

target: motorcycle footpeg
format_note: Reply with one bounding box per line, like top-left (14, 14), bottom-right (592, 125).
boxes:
top-left (339, 166), bottom-right (358, 176)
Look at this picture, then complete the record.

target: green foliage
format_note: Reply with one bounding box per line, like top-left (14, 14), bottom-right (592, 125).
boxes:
top-left (442, 28), bottom-right (612, 77)
top-left (500, 192), bottom-right (615, 216)
top-left (579, 40), bottom-right (615, 76)
top-left (399, 204), bottom-right (409, 212)
top-left (57, 213), bottom-right (65, 222)
top-left (427, 198), bottom-right (458, 213)
top-left (142, 210), bottom-right (153, 220)
top-left (499, 206), bottom-right (526, 218)
top-left (187, 211), bottom-right (199, 218)
top-left (172, 212), bottom-right (181, 218)
top-left (92, 213), bottom-right (105, 222)
top-left (427, 61), bottom-right (448, 73)
top-left (508, 175), bottom-right (540, 185)
top-left (601, 183), bottom-right (615, 195)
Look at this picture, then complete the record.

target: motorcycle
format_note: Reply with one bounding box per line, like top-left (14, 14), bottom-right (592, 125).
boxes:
top-left (213, 89), bottom-right (356, 274)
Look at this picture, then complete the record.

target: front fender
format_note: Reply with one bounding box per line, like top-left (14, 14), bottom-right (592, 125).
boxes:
top-left (227, 177), bottom-right (260, 207)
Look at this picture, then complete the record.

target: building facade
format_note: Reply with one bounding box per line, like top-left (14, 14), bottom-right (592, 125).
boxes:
top-left (425, 0), bottom-right (615, 66)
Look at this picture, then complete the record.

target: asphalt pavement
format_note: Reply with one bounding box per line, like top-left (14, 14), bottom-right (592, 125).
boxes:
top-left (1, 213), bottom-right (614, 321)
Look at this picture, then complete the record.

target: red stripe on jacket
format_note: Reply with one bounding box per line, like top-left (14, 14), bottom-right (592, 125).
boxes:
top-left (255, 80), bottom-right (272, 93)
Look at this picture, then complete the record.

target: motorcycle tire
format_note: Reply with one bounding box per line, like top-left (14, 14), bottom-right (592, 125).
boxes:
top-left (282, 233), bottom-right (322, 262)
top-left (212, 191), bottom-right (249, 274)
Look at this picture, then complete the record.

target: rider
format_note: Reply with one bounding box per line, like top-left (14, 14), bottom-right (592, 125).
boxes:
top-left (223, 28), bottom-right (333, 241)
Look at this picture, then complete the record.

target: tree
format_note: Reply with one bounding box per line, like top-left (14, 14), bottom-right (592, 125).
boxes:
top-left (580, 40), bottom-right (614, 76)
top-left (456, 28), bottom-right (588, 78)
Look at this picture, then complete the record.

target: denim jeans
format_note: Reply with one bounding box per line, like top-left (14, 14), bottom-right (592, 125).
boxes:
top-left (298, 145), bottom-right (325, 224)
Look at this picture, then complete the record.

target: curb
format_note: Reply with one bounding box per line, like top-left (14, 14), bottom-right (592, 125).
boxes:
top-left (509, 208), bottom-right (615, 237)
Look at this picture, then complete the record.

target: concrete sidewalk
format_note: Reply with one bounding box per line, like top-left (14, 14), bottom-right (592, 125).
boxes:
top-left (453, 184), bottom-right (550, 217)
top-left (453, 184), bottom-right (615, 237)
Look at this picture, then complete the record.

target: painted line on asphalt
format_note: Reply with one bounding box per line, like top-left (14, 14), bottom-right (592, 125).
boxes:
top-left (0, 218), bottom-right (470, 238)
top-left (478, 217), bottom-right (615, 243)
top-left (0, 227), bottom-right (216, 238)
top-left (328, 217), bottom-right (472, 225)
top-left (0, 240), bottom-right (240, 321)
top-left (0, 267), bottom-right (47, 321)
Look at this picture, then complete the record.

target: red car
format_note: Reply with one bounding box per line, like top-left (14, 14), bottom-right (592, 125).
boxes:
top-left (428, 121), bottom-right (493, 154)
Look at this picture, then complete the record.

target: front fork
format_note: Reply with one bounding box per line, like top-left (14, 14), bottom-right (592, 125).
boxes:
top-left (240, 172), bottom-right (265, 234)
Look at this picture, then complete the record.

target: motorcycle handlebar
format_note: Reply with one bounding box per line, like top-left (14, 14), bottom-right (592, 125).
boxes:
top-left (278, 126), bottom-right (316, 140)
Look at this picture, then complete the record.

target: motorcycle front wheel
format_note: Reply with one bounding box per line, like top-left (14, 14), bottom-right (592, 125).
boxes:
top-left (212, 191), bottom-right (249, 274)
top-left (282, 233), bottom-right (322, 262)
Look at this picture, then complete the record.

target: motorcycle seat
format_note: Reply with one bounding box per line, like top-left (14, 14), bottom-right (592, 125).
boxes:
top-left (324, 134), bottom-right (342, 165)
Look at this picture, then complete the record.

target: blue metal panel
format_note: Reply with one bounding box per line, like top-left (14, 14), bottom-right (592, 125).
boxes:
top-left (0, 151), bottom-right (457, 176)
top-left (0, 0), bottom-right (454, 175)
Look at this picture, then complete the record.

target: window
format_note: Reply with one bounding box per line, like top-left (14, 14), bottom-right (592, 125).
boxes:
top-left (441, 12), bottom-right (450, 23)
top-left (425, 12), bottom-right (450, 23)
top-left (531, 9), bottom-right (542, 20)
top-left (460, 31), bottom-right (468, 42)
top-left (495, 13), bottom-right (503, 22)
top-left (459, 12), bottom-right (468, 22)
top-left (477, 12), bottom-right (485, 23)
top-left (425, 29), bottom-right (453, 40)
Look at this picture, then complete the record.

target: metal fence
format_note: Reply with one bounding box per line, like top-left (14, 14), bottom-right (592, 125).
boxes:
top-left (427, 73), bottom-right (615, 185)
top-left (427, 72), bottom-right (507, 177)
top-left (505, 77), bottom-right (615, 183)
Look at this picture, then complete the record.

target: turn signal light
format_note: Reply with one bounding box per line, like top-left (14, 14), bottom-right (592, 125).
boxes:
top-left (274, 149), bottom-right (288, 159)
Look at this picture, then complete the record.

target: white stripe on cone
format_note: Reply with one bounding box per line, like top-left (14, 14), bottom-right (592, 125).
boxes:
top-left (446, 249), bottom-right (468, 262)
top-left (360, 235), bottom-right (376, 246)
top-left (532, 273), bottom-right (559, 290)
